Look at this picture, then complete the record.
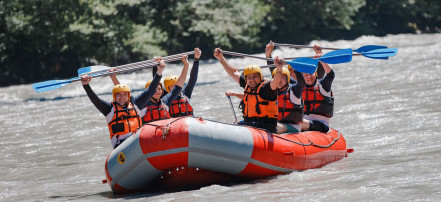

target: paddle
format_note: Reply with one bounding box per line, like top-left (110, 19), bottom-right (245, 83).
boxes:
top-left (32, 57), bottom-right (183, 93)
top-left (78, 51), bottom-right (195, 76)
top-left (273, 42), bottom-right (388, 53)
top-left (226, 95), bottom-right (238, 124)
top-left (284, 48), bottom-right (353, 64)
top-left (220, 50), bottom-right (318, 74)
top-left (354, 48), bottom-right (398, 60)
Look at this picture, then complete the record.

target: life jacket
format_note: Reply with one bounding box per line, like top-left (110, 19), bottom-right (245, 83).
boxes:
top-left (107, 101), bottom-right (142, 139)
top-left (241, 82), bottom-right (278, 120)
top-left (277, 89), bottom-right (304, 124)
top-left (142, 100), bottom-right (171, 123)
top-left (302, 83), bottom-right (334, 118)
top-left (169, 94), bottom-right (194, 117)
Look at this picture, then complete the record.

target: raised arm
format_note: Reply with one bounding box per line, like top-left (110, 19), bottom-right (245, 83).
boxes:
top-left (182, 48), bottom-right (201, 98)
top-left (81, 75), bottom-right (112, 116)
top-left (214, 48), bottom-right (241, 84)
top-left (269, 56), bottom-right (284, 90)
top-left (109, 67), bottom-right (120, 85)
top-left (175, 55), bottom-right (189, 89)
top-left (265, 41), bottom-right (275, 73)
top-left (313, 44), bottom-right (332, 74)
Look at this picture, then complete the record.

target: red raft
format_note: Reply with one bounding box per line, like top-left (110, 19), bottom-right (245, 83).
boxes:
top-left (104, 117), bottom-right (349, 194)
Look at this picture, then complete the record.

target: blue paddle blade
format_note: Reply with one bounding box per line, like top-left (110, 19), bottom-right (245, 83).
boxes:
top-left (78, 65), bottom-right (109, 76)
top-left (285, 58), bottom-right (318, 74)
top-left (354, 45), bottom-right (388, 53)
top-left (318, 48), bottom-right (352, 64)
top-left (32, 78), bottom-right (76, 93)
top-left (77, 66), bottom-right (91, 75)
top-left (362, 48), bottom-right (398, 59)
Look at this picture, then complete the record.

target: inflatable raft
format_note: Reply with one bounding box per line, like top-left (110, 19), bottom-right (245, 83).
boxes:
top-left (104, 117), bottom-right (349, 194)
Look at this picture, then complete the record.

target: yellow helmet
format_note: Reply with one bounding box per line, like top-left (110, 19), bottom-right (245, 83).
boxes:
top-left (287, 64), bottom-right (293, 71)
top-left (243, 64), bottom-right (263, 80)
top-left (145, 79), bottom-right (163, 90)
top-left (164, 75), bottom-right (178, 92)
top-left (272, 67), bottom-right (290, 81)
top-left (112, 84), bottom-right (130, 101)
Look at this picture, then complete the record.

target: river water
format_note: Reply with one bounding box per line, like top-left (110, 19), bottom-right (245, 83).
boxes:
top-left (1, 33), bottom-right (440, 201)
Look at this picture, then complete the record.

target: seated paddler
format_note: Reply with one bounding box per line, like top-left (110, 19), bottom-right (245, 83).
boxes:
top-left (214, 48), bottom-right (284, 133)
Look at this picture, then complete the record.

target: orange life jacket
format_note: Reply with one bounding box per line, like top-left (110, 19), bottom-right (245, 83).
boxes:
top-left (107, 101), bottom-right (142, 139)
top-left (142, 101), bottom-right (171, 123)
top-left (242, 82), bottom-right (278, 120)
top-left (169, 95), bottom-right (194, 117)
top-left (277, 89), bottom-right (303, 124)
top-left (302, 84), bottom-right (334, 118)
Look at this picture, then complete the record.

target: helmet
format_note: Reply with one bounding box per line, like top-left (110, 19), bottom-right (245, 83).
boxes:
top-left (287, 64), bottom-right (293, 71)
top-left (145, 79), bottom-right (152, 89)
top-left (243, 64), bottom-right (263, 80)
top-left (272, 67), bottom-right (290, 81)
top-left (112, 84), bottom-right (130, 101)
top-left (145, 79), bottom-right (163, 90)
top-left (164, 75), bottom-right (178, 92)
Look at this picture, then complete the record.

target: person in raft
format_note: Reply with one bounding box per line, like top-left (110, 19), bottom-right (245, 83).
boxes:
top-left (110, 56), bottom-right (190, 123)
top-left (226, 67), bottom-right (306, 133)
top-left (80, 58), bottom-right (166, 148)
top-left (300, 45), bottom-right (334, 133)
top-left (214, 48), bottom-right (284, 133)
top-left (151, 48), bottom-right (201, 117)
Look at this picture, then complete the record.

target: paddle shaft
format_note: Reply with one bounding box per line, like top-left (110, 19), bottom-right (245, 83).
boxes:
top-left (227, 95), bottom-right (238, 124)
top-left (221, 50), bottom-right (275, 61)
top-left (81, 51), bottom-right (195, 75)
top-left (34, 56), bottom-right (184, 91)
top-left (273, 43), bottom-right (341, 50)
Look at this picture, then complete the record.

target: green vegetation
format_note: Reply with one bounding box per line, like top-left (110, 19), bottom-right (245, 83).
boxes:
top-left (1, 0), bottom-right (440, 86)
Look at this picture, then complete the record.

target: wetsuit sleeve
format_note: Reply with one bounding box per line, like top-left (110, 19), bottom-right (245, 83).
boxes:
top-left (239, 74), bottom-right (246, 88)
top-left (182, 60), bottom-right (199, 99)
top-left (267, 60), bottom-right (275, 74)
top-left (82, 84), bottom-right (112, 116)
top-left (152, 66), bottom-right (157, 77)
top-left (133, 73), bottom-right (162, 108)
top-left (259, 82), bottom-right (278, 101)
top-left (163, 85), bottom-right (183, 106)
top-left (290, 71), bottom-right (306, 98)
top-left (319, 69), bottom-right (335, 92)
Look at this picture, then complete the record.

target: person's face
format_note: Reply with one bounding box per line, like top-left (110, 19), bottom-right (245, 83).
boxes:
top-left (153, 85), bottom-right (163, 100)
top-left (246, 73), bottom-right (261, 88)
top-left (302, 72), bottom-right (317, 85)
top-left (115, 92), bottom-right (129, 105)
top-left (277, 75), bottom-right (288, 89)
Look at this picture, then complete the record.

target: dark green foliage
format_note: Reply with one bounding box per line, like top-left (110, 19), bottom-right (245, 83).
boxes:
top-left (1, 0), bottom-right (440, 86)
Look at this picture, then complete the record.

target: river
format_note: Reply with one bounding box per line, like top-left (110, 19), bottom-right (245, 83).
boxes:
top-left (1, 33), bottom-right (440, 201)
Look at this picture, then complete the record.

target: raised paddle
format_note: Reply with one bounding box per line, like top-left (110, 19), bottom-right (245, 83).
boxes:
top-left (220, 50), bottom-right (318, 74)
top-left (32, 57), bottom-right (183, 93)
top-left (78, 51), bottom-right (195, 76)
top-left (354, 48), bottom-right (398, 60)
top-left (284, 48), bottom-right (353, 64)
top-left (272, 42), bottom-right (388, 53)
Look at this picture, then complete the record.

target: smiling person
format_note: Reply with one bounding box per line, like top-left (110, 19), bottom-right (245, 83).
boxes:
top-left (80, 58), bottom-right (166, 148)
top-left (272, 67), bottom-right (306, 133)
top-left (214, 48), bottom-right (283, 133)
top-left (300, 45), bottom-right (334, 133)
